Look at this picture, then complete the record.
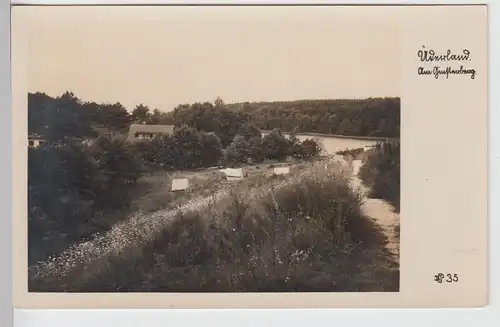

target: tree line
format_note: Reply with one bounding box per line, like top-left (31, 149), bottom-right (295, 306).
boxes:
top-left (29, 93), bottom-right (400, 143)
top-left (169, 97), bottom-right (400, 145)
top-left (225, 97), bottom-right (400, 138)
top-left (28, 91), bottom-right (174, 141)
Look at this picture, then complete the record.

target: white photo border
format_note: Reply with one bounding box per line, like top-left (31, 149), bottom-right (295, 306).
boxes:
top-left (3, 0), bottom-right (499, 326)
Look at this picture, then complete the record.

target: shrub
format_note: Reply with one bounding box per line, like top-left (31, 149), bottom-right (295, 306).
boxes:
top-left (261, 129), bottom-right (289, 160)
top-left (224, 131), bottom-right (323, 165)
top-left (28, 135), bottom-right (145, 265)
top-left (336, 147), bottom-right (365, 159)
top-left (137, 126), bottom-right (223, 170)
top-left (298, 138), bottom-right (323, 158)
top-left (225, 135), bottom-right (250, 164)
top-left (359, 141), bottom-right (400, 212)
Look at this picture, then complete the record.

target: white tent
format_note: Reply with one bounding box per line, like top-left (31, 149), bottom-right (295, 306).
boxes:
top-left (351, 160), bottom-right (362, 176)
top-left (219, 168), bottom-right (244, 181)
top-left (273, 166), bottom-right (290, 175)
top-left (171, 178), bottom-right (189, 191)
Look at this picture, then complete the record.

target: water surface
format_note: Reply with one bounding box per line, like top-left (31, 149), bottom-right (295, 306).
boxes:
top-left (262, 132), bottom-right (379, 155)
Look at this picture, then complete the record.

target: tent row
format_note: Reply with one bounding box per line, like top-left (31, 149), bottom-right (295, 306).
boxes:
top-left (170, 166), bottom-right (291, 191)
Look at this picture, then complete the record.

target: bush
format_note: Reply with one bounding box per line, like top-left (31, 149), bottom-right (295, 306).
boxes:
top-left (298, 138), bottom-right (323, 158)
top-left (135, 126), bottom-right (223, 170)
top-left (359, 141), bottom-right (400, 212)
top-left (224, 130), bottom-right (323, 165)
top-left (336, 147), bottom-right (365, 159)
top-left (225, 135), bottom-right (250, 163)
top-left (28, 135), bottom-right (144, 264)
top-left (261, 129), bottom-right (289, 161)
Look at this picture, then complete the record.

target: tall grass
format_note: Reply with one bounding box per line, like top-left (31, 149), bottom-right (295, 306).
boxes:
top-left (30, 161), bottom-right (398, 292)
top-left (129, 171), bottom-right (224, 213)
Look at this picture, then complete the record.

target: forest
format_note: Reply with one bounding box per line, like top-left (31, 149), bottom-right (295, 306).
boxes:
top-left (28, 92), bottom-right (400, 143)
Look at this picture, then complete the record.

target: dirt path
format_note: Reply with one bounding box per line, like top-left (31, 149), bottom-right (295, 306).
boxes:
top-left (349, 159), bottom-right (400, 258)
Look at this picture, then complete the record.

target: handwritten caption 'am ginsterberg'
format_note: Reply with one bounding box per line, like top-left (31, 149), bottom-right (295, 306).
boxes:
top-left (417, 46), bottom-right (477, 80)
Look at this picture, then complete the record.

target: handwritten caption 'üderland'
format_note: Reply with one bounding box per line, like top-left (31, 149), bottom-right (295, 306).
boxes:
top-left (417, 46), bottom-right (476, 80)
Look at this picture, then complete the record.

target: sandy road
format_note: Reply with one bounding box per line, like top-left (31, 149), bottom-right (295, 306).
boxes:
top-left (349, 159), bottom-right (400, 257)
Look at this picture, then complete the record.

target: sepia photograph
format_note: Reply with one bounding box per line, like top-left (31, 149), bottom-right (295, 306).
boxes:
top-left (22, 5), bottom-right (401, 293)
top-left (11, 4), bottom-right (489, 309)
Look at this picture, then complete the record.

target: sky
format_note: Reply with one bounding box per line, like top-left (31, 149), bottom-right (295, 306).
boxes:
top-left (13, 6), bottom-right (401, 112)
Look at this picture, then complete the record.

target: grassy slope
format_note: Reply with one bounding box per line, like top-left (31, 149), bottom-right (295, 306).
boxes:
top-left (30, 158), bottom-right (399, 292)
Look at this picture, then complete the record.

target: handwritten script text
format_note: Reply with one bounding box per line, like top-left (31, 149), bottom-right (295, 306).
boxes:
top-left (417, 46), bottom-right (476, 80)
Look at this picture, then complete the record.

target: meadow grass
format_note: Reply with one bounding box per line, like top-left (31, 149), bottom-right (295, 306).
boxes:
top-left (29, 160), bottom-right (398, 292)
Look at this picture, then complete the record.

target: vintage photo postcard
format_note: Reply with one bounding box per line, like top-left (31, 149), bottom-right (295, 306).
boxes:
top-left (11, 4), bottom-right (487, 309)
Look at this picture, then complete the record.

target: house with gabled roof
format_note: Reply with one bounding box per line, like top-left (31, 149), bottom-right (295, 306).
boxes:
top-left (28, 134), bottom-right (45, 148)
top-left (126, 124), bottom-right (175, 141)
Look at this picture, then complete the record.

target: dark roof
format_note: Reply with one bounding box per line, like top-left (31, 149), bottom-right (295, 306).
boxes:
top-left (28, 134), bottom-right (44, 140)
top-left (127, 124), bottom-right (175, 140)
